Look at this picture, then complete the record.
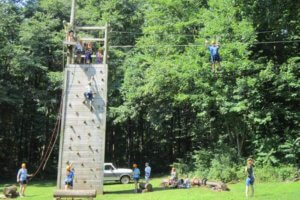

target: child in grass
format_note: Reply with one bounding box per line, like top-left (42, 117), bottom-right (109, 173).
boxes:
top-left (245, 158), bottom-right (255, 198)
top-left (133, 164), bottom-right (140, 193)
top-left (170, 167), bottom-right (178, 184)
top-left (144, 162), bottom-right (151, 183)
top-left (17, 163), bottom-right (32, 197)
top-left (65, 164), bottom-right (74, 190)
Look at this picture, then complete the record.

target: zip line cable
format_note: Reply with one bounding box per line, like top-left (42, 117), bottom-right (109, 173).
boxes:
top-left (109, 40), bottom-right (300, 49)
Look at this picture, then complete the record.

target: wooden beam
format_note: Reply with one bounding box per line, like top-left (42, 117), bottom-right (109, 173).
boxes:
top-left (80, 38), bottom-right (105, 42)
top-left (76, 26), bottom-right (106, 30)
top-left (103, 23), bottom-right (109, 65)
top-left (53, 190), bottom-right (97, 198)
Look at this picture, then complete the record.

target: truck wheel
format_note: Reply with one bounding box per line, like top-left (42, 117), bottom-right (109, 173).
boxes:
top-left (120, 176), bottom-right (130, 184)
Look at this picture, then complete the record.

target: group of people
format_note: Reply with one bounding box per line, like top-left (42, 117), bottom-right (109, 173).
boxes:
top-left (132, 162), bottom-right (151, 193)
top-left (66, 30), bottom-right (104, 65)
top-left (16, 158), bottom-right (255, 197)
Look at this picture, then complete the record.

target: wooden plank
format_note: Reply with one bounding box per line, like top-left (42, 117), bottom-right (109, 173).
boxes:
top-left (76, 26), bottom-right (106, 30)
top-left (53, 190), bottom-right (97, 198)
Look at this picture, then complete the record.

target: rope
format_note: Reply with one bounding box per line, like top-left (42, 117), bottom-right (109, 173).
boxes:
top-left (31, 43), bottom-right (66, 177)
top-left (109, 40), bottom-right (300, 48)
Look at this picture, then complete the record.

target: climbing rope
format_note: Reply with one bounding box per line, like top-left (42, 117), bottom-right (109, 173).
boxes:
top-left (31, 44), bottom-right (67, 177)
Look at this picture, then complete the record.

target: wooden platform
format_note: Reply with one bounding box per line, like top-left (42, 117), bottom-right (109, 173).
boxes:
top-left (57, 64), bottom-right (107, 194)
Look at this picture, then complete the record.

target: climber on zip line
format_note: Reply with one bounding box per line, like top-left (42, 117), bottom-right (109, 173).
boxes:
top-left (205, 39), bottom-right (221, 73)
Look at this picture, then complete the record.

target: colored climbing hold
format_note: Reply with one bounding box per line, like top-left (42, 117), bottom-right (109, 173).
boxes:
top-left (70, 125), bottom-right (73, 129)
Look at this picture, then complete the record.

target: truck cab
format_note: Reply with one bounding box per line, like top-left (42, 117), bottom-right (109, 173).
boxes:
top-left (103, 163), bottom-right (133, 184)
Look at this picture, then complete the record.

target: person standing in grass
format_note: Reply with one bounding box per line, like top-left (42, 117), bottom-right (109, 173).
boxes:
top-left (245, 158), bottom-right (255, 198)
top-left (133, 164), bottom-right (140, 193)
top-left (17, 163), bottom-right (32, 197)
top-left (144, 162), bottom-right (151, 183)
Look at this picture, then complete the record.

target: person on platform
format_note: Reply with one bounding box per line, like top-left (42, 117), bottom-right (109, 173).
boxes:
top-left (96, 48), bottom-right (104, 64)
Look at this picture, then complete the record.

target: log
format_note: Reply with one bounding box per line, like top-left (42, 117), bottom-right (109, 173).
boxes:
top-left (139, 182), bottom-right (153, 192)
top-left (206, 181), bottom-right (230, 191)
top-left (3, 185), bottom-right (19, 198)
top-left (53, 190), bottom-right (97, 198)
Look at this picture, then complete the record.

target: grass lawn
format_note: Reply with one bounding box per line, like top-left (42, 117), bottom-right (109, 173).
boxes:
top-left (1, 178), bottom-right (299, 200)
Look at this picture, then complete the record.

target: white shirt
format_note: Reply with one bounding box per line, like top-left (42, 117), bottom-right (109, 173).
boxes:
top-left (145, 166), bottom-right (151, 177)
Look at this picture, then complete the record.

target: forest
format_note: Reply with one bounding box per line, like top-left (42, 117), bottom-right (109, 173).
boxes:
top-left (0, 0), bottom-right (299, 181)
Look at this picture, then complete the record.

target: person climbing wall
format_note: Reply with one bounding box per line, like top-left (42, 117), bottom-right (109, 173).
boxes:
top-left (83, 80), bottom-right (95, 111)
top-left (205, 39), bottom-right (221, 73)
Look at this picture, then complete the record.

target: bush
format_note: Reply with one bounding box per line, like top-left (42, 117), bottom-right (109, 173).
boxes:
top-left (173, 151), bottom-right (299, 183)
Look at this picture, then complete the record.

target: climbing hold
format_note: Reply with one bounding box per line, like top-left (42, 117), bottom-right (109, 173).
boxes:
top-left (69, 146), bottom-right (72, 150)
top-left (70, 125), bottom-right (73, 129)
top-left (76, 112), bottom-right (79, 116)
top-left (90, 169), bottom-right (93, 172)
top-left (83, 180), bottom-right (87, 183)
top-left (92, 119), bottom-right (95, 123)
top-left (78, 80), bottom-right (80, 84)
top-left (100, 70), bottom-right (103, 74)
top-left (81, 163), bottom-right (84, 167)
top-left (93, 159), bottom-right (95, 162)
top-left (77, 152), bottom-right (80, 156)
top-left (97, 126), bottom-right (100, 129)
top-left (88, 145), bottom-right (92, 149)
top-left (78, 135), bottom-right (81, 139)
top-left (101, 78), bottom-right (104, 82)
top-left (70, 137), bottom-right (73, 141)
top-left (101, 88), bottom-right (104, 91)
top-left (95, 149), bottom-right (99, 153)
top-left (88, 132), bottom-right (91, 136)
top-left (83, 120), bottom-right (87, 125)
top-left (69, 103), bottom-right (72, 107)
top-left (76, 94), bottom-right (79, 98)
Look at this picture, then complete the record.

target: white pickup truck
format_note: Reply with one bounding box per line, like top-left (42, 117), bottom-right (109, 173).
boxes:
top-left (104, 163), bottom-right (133, 184)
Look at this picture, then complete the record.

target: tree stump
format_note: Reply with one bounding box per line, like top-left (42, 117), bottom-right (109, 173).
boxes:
top-left (3, 185), bottom-right (19, 198)
top-left (139, 182), bottom-right (153, 192)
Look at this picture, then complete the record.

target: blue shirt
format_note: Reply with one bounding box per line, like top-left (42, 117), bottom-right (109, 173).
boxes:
top-left (133, 168), bottom-right (140, 179)
top-left (66, 171), bottom-right (74, 182)
top-left (209, 45), bottom-right (219, 56)
top-left (17, 168), bottom-right (28, 181)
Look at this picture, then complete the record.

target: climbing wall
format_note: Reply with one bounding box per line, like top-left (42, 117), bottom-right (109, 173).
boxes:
top-left (57, 64), bottom-right (107, 194)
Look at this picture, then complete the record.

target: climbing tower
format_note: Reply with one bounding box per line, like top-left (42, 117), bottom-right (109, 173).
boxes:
top-left (57, 0), bottom-right (108, 194)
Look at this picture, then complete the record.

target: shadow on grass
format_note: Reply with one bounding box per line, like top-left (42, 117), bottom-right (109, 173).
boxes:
top-left (28, 180), bottom-right (56, 187)
top-left (104, 186), bottom-right (174, 195)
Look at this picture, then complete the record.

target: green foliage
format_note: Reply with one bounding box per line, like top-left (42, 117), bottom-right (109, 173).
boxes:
top-left (0, 0), bottom-right (299, 179)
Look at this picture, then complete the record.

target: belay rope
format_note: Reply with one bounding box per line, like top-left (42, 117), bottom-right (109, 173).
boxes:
top-left (31, 44), bottom-right (67, 178)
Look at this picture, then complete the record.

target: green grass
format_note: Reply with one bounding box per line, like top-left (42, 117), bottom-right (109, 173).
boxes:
top-left (1, 178), bottom-right (299, 200)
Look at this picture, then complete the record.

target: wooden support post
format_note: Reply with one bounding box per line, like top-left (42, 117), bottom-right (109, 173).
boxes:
top-left (103, 23), bottom-right (109, 65)
top-left (67, 0), bottom-right (76, 65)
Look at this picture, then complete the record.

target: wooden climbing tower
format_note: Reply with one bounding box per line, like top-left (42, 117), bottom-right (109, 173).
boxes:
top-left (57, 0), bottom-right (108, 194)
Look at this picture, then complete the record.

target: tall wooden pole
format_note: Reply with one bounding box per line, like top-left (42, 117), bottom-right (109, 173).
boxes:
top-left (103, 23), bottom-right (109, 65)
top-left (70, 0), bottom-right (76, 27)
top-left (67, 0), bottom-right (76, 64)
